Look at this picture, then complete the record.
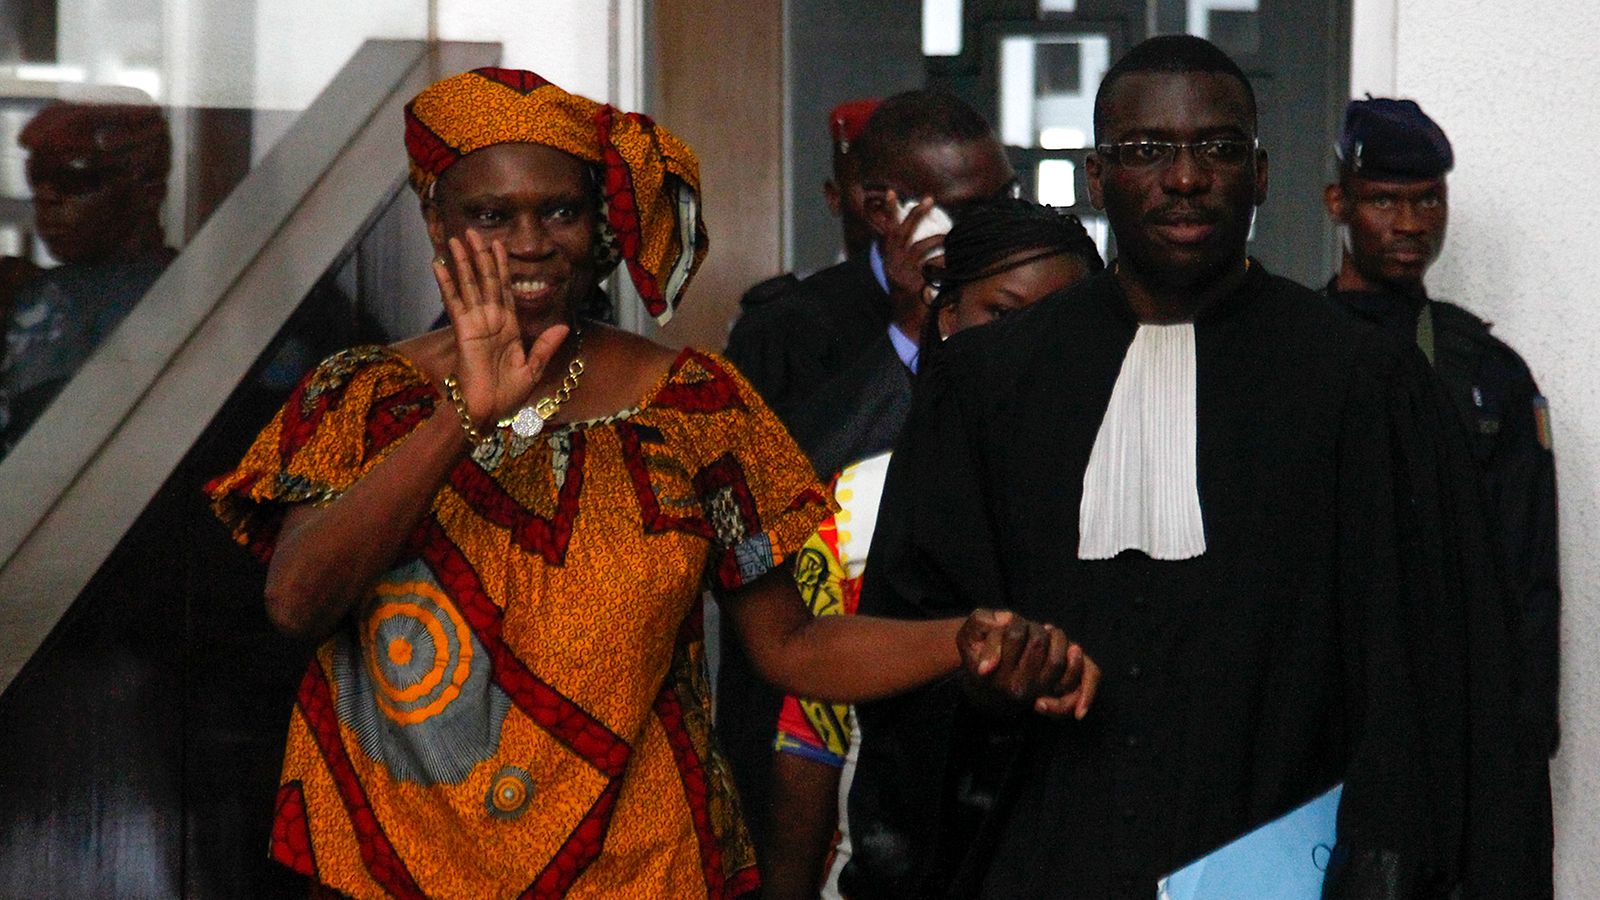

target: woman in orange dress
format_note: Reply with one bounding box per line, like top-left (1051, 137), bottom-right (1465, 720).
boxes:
top-left (208, 68), bottom-right (1083, 899)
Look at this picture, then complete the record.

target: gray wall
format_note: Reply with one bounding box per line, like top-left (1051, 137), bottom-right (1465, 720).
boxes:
top-left (786, 0), bottom-right (922, 276)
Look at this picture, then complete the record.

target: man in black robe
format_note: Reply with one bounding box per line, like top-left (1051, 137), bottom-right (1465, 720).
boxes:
top-left (843, 36), bottom-right (1546, 899)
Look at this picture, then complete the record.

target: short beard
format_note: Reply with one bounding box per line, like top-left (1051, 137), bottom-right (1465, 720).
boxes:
top-left (1121, 236), bottom-right (1243, 298)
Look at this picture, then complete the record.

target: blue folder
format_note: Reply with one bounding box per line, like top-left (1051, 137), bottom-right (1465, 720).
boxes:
top-left (1157, 783), bottom-right (1343, 900)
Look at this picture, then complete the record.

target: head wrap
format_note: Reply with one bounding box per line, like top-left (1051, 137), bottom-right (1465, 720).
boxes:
top-left (403, 67), bottom-right (706, 325)
top-left (18, 102), bottom-right (171, 185)
top-left (1337, 96), bottom-right (1453, 181)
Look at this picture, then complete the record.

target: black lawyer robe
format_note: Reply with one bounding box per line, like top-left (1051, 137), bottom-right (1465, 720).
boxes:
top-left (843, 264), bottom-right (1543, 899)
top-left (1329, 282), bottom-right (1561, 760)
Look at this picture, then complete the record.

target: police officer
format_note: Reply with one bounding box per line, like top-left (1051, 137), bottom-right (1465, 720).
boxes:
top-left (1323, 97), bottom-right (1562, 764)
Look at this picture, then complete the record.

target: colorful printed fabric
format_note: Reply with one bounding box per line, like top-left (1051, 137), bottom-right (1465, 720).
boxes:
top-left (403, 67), bottom-right (706, 325)
top-left (208, 347), bottom-right (832, 900)
top-left (772, 452), bottom-right (892, 766)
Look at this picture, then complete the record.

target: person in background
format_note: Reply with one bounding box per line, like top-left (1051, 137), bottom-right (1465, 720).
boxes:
top-left (1323, 96), bottom-right (1557, 890)
top-left (763, 199), bottom-right (1106, 900)
top-left (843, 36), bottom-right (1545, 898)
top-left (718, 89), bottom-right (1017, 862)
top-left (207, 67), bottom-right (1069, 900)
top-left (0, 102), bottom-right (174, 454)
top-left (724, 89), bottom-right (1015, 427)
top-left (737, 98), bottom-right (881, 316)
top-left (824, 98), bottom-right (882, 266)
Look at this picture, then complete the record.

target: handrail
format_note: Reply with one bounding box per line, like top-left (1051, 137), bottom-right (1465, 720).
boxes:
top-left (0, 39), bottom-right (500, 692)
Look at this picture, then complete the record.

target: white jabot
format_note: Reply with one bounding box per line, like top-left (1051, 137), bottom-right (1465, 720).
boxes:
top-left (1077, 322), bottom-right (1206, 561)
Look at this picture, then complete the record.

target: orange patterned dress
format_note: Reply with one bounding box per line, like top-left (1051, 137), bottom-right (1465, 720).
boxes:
top-left (208, 345), bottom-right (832, 899)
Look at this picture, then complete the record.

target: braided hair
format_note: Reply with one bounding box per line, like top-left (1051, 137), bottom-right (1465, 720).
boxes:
top-left (920, 199), bottom-right (1104, 350)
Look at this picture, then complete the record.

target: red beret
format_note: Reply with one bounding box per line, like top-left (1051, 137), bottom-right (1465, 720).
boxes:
top-left (17, 103), bottom-right (170, 181)
top-left (829, 98), bottom-right (881, 154)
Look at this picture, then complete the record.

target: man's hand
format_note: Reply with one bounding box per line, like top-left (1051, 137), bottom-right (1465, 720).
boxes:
top-left (958, 609), bottom-right (1101, 720)
top-left (879, 189), bottom-right (947, 324)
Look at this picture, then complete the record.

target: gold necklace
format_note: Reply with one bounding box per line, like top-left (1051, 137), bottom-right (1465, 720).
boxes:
top-left (497, 330), bottom-right (586, 438)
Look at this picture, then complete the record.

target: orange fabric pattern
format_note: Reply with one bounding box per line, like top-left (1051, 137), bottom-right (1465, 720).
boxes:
top-left (209, 346), bottom-right (833, 900)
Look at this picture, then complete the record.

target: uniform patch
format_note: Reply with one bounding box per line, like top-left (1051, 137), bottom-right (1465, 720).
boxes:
top-left (1533, 396), bottom-right (1553, 451)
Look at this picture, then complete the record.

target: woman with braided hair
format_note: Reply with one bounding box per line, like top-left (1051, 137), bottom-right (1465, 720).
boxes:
top-left (921, 197), bottom-right (1105, 349)
top-left (206, 69), bottom-right (1090, 899)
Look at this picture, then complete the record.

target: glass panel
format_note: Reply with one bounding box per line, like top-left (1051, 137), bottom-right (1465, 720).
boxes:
top-left (997, 32), bottom-right (1111, 150)
top-left (1206, 10), bottom-right (1261, 56)
top-left (0, 2), bottom-right (428, 459)
top-left (0, 237), bottom-right (381, 897)
top-left (1081, 213), bottom-right (1110, 262)
top-left (923, 0), bottom-right (964, 56)
top-left (1036, 158), bottom-right (1076, 207)
top-left (1187, 0), bottom-right (1261, 57)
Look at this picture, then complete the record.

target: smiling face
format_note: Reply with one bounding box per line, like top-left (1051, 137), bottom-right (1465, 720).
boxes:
top-left (1086, 71), bottom-right (1266, 293)
top-left (424, 142), bottom-right (598, 336)
top-left (1326, 174), bottom-right (1447, 293)
top-left (939, 251), bottom-right (1091, 336)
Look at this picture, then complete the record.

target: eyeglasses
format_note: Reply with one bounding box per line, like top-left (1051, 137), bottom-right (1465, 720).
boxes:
top-left (1094, 139), bottom-right (1258, 170)
top-left (26, 158), bottom-right (121, 197)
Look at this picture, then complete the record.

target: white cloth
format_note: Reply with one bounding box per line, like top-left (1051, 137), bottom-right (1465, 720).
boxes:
top-left (1077, 322), bottom-right (1207, 561)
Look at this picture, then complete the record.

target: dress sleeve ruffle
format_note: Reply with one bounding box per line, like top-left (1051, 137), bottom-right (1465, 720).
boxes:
top-left (667, 350), bottom-right (837, 592)
top-left (205, 346), bottom-right (437, 560)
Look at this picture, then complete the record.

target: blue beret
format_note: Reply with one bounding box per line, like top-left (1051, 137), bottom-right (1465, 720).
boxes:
top-left (1337, 96), bottom-right (1453, 180)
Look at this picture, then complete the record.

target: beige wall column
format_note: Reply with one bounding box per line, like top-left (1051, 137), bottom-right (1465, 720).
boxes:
top-left (654, 0), bottom-right (786, 351)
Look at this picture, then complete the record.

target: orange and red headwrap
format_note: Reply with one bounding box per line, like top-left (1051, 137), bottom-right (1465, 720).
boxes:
top-left (404, 67), bottom-right (706, 325)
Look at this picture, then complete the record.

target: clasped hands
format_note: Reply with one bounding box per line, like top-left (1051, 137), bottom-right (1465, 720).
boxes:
top-left (957, 609), bottom-right (1101, 719)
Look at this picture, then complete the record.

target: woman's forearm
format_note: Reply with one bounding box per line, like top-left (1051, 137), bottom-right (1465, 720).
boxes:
top-left (726, 570), bottom-right (962, 703)
top-left (265, 409), bottom-right (469, 640)
top-left (771, 613), bottom-right (962, 703)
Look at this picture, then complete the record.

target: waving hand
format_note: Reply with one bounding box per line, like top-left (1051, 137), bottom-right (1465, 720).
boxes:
top-left (433, 230), bottom-right (569, 427)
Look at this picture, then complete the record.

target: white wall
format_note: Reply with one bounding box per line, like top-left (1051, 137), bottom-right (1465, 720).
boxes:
top-left (436, 1), bottom-right (616, 104)
top-left (252, 1), bottom-right (426, 109)
top-left (1353, 2), bottom-right (1600, 895)
top-left (59, 0), bottom-right (625, 111)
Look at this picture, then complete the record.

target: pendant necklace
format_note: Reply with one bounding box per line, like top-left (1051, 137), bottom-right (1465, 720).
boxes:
top-left (498, 329), bottom-right (586, 439)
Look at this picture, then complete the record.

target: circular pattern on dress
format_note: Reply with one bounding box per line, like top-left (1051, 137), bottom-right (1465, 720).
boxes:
top-left (363, 580), bottom-right (475, 726)
top-left (486, 766), bottom-right (534, 819)
top-left (333, 563), bottom-right (513, 786)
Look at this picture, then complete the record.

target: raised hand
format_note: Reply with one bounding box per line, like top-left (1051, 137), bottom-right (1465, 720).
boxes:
top-left (957, 609), bottom-right (1101, 720)
top-left (433, 230), bottom-right (569, 427)
top-left (880, 189), bottom-right (948, 323)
